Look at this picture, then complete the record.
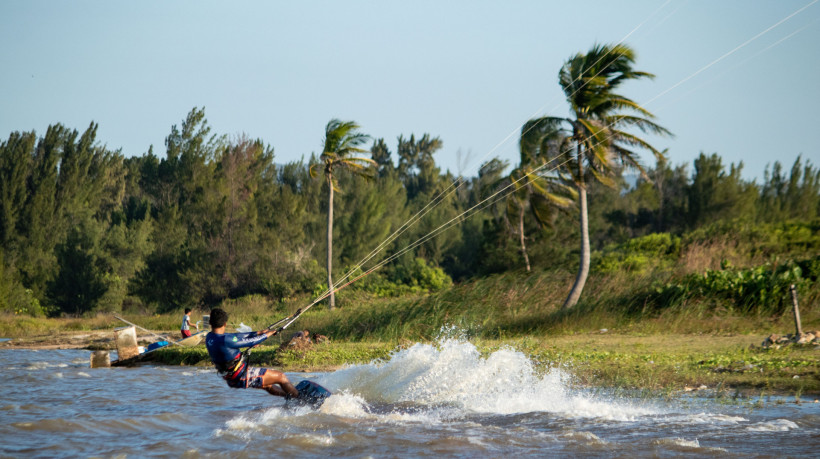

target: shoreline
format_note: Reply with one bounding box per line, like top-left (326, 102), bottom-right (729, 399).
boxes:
top-left (3, 330), bottom-right (818, 398)
top-left (0, 330), bottom-right (127, 351)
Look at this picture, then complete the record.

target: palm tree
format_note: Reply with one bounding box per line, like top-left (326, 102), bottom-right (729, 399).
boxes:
top-left (523, 43), bottom-right (672, 309)
top-left (497, 162), bottom-right (575, 272)
top-left (310, 119), bottom-right (375, 310)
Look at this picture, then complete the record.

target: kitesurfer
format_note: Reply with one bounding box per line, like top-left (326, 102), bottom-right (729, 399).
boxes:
top-left (205, 308), bottom-right (299, 398)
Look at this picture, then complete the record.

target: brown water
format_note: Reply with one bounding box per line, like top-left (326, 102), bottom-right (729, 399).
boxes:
top-left (1, 340), bottom-right (818, 458)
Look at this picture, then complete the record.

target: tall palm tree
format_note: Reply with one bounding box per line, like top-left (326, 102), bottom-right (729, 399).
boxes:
top-left (523, 43), bottom-right (672, 309)
top-left (310, 119), bottom-right (375, 310)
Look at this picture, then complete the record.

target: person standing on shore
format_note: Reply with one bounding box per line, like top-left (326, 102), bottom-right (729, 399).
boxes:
top-left (180, 308), bottom-right (197, 339)
top-left (205, 308), bottom-right (299, 398)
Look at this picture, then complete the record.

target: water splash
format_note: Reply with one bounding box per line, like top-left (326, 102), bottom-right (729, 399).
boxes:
top-left (317, 336), bottom-right (659, 420)
top-left (318, 391), bottom-right (370, 418)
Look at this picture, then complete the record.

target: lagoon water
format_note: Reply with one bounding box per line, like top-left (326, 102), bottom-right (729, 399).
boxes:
top-left (1, 339), bottom-right (818, 458)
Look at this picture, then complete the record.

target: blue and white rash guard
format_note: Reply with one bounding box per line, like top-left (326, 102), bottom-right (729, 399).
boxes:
top-left (206, 331), bottom-right (268, 368)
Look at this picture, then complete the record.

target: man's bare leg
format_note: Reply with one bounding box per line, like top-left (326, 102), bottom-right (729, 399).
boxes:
top-left (261, 369), bottom-right (299, 398)
top-left (265, 384), bottom-right (287, 397)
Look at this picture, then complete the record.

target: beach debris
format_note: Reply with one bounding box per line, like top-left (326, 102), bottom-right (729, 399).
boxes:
top-left (115, 326), bottom-right (140, 360)
top-left (277, 330), bottom-right (330, 350)
top-left (279, 329), bottom-right (313, 350)
top-left (90, 350), bottom-right (111, 368)
top-left (684, 384), bottom-right (708, 392)
top-left (761, 331), bottom-right (819, 349)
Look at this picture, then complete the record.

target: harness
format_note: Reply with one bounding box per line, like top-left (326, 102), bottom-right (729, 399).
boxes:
top-left (215, 353), bottom-right (249, 384)
top-left (238, 348), bottom-right (253, 388)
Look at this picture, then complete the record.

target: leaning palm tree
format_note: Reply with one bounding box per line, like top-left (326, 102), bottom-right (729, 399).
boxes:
top-left (310, 119), bottom-right (375, 310)
top-left (523, 43), bottom-right (672, 309)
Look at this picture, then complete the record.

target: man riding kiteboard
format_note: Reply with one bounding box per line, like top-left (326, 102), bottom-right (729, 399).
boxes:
top-left (205, 308), bottom-right (299, 398)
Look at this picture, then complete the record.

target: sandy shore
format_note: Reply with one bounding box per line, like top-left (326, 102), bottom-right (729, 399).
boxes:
top-left (0, 330), bottom-right (173, 350)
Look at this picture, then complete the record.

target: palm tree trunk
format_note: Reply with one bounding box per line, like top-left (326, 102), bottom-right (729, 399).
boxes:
top-left (518, 204), bottom-right (531, 272)
top-left (562, 183), bottom-right (590, 309)
top-left (326, 177), bottom-right (335, 310)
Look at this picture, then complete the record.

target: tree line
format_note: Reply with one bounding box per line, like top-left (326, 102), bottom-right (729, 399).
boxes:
top-left (1, 44), bottom-right (818, 317)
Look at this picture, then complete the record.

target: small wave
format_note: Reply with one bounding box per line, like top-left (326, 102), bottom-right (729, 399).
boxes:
top-left (560, 430), bottom-right (608, 444)
top-left (290, 431), bottom-right (335, 446)
top-left (11, 411), bottom-right (196, 439)
top-left (746, 419), bottom-right (799, 432)
top-left (655, 437), bottom-right (700, 448)
top-left (2, 403), bottom-right (47, 413)
top-left (222, 416), bottom-right (257, 430)
top-left (215, 414), bottom-right (269, 440)
top-left (11, 417), bottom-right (98, 435)
top-left (652, 437), bottom-right (729, 454)
top-left (662, 412), bottom-right (748, 425)
top-left (213, 422), bottom-right (254, 441)
top-left (24, 361), bottom-right (68, 370)
top-left (217, 404), bottom-right (301, 438)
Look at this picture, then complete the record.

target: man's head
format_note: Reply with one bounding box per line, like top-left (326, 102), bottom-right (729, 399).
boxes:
top-left (184, 308), bottom-right (192, 315)
top-left (209, 308), bottom-right (228, 329)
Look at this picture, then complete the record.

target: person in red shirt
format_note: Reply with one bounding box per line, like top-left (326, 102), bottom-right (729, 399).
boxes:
top-left (180, 308), bottom-right (197, 339)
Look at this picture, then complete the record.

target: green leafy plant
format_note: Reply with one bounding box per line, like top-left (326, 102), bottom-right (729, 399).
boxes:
top-left (594, 233), bottom-right (681, 274)
top-left (651, 258), bottom-right (813, 313)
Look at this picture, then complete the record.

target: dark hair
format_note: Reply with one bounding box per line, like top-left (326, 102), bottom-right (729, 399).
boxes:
top-left (184, 308), bottom-right (192, 314)
top-left (209, 308), bottom-right (228, 328)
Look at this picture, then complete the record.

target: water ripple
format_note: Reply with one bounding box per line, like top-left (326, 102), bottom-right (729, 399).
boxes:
top-left (1, 346), bottom-right (818, 458)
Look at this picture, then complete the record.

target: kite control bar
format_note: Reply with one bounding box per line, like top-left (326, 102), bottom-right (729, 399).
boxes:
top-left (265, 307), bottom-right (304, 335)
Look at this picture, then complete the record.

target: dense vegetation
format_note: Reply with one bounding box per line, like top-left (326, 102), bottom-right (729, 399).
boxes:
top-left (1, 104), bottom-right (817, 320)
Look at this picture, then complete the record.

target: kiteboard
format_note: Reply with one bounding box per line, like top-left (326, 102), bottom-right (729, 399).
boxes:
top-left (288, 380), bottom-right (332, 407)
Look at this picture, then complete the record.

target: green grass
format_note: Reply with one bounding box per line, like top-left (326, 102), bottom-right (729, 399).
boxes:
top-left (284, 268), bottom-right (817, 342)
top-left (149, 341), bottom-right (396, 371)
top-left (4, 266), bottom-right (815, 342)
top-left (521, 336), bottom-right (820, 396)
top-left (3, 264), bottom-right (817, 396)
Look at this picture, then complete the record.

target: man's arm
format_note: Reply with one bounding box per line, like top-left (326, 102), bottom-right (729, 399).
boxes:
top-left (223, 331), bottom-right (272, 349)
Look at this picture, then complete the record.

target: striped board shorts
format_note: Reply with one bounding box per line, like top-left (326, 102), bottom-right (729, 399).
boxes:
top-left (226, 366), bottom-right (267, 389)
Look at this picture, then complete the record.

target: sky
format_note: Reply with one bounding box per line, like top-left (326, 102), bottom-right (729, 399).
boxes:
top-left (2, 0), bottom-right (819, 182)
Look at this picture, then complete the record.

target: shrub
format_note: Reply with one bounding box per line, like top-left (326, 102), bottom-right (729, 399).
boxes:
top-left (650, 258), bottom-right (814, 314)
top-left (683, 218), bottom-right (820, 260)
top-left (349, 258), bottom-right (453, 297)
top-left (594, 233), bottom-right (681, 274)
